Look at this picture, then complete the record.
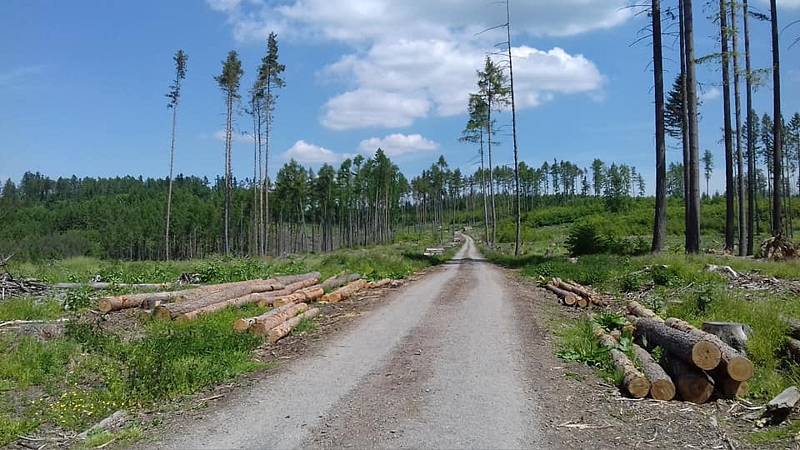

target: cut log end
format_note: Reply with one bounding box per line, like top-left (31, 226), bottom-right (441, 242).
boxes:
top-left (628, 376), bottom-right (651, 399)
top-left (727, 356), bottom-right (755, 382)
top-left (691, 340), bottom-right (722, 371)
top-left (650, 379), bottom-right (677, 401)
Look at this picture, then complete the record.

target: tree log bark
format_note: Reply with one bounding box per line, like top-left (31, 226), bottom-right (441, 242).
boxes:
top-left (367, 278), bottom-right (392, 289)
top-left (321, 279), bottom-right (368, 303)
top-left (153, 279), bottom-right (285, 319)
top-left (633, 318), bottom-right (721, 370)
top-left (245, 303), bottom-right (310, 335)
top-left (544, 283), bottom-right (578, 306)
top-left (665, 318), bottom-right (753, 381)
top-left (663, 354), bottom-right (715, 404)
top-left (267, 307), bottom-right (320, 343)
top-left (320, 273), bottom-right (361, 291)
top-left (632, 344), bottom-right (676, 401)
top-left (592, 323), bottom-right (650, 398)
top-left (626, 300), bottom-right (663, 321)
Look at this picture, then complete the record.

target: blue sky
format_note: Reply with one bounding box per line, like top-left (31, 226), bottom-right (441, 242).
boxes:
top-left (1, 0), bottom-right (798, 194)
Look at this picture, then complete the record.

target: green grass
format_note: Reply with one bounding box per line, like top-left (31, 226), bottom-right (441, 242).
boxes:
top-left (291, 318), bottom-right (319, 336)
top-left (0, 237), bottom-right (453, 446)
top-left (0, 297), bottom-right (62, 322)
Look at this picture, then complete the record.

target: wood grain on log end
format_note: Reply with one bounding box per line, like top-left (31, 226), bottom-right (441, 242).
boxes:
top-left (691, 340), bottom-right (722, 370)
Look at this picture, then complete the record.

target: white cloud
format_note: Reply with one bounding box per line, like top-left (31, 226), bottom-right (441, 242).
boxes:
top-left (213, 129), bottom-right (254, 144)
top-left (358, 134), bottom-right (438, 157)
top-left (209, 0), bottom-right (633, 43)
top-left (321, 40), bottom-right (603, 129)
top-left (282, 140), bottom-right (353, 164)
top-left (321, 89), bottom-right (431, 130)
top-left (700, 86), bottom-right (721, 102)
top-left (761, 0), bottom-right (800, 8)
top-left (207, 0), bottom-right (610, 130)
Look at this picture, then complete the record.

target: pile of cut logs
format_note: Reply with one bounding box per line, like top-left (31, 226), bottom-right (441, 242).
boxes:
top-left (544, 278), bottom-right (609, 308)
top-left (232, 273), bottom-right (393, 343)
top-left (604, 300), bottom-right (755, 403)
top-left (98, 271), bottom-right (395, 343)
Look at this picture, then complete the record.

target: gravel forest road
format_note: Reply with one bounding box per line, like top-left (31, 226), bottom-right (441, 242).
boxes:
top-left (156, 235), bottom-right (545, 449)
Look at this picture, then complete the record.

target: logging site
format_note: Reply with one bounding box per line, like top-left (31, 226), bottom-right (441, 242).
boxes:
top-left (2, 0), bottom-right (800, 449)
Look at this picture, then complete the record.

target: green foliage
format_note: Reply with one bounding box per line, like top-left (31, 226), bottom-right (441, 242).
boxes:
top-left (556, 319), bottom-right (609, 368)
top-left (0, 414), bottom-right (38, 447)
top-left (593, 312), bottom-right (627, 331)
top-left (64, 287), bottom-right (93, 311)
top-left (565, 218), bottom-right (649, 256)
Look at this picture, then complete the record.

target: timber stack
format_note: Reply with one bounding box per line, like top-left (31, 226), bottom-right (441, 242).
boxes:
top-left (620, 300), bottom-right (754, 403)
top-left (544, 277), bottom-right (609, 309)
top-left (97, 272), bottom-right (321, 319)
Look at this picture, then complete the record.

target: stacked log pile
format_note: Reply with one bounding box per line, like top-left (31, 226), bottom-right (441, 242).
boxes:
top-left (544, 278), bottom-right (609, 309)
top-left (97, 272), bottom-right (322, 321)
top-left (624, 300), bottom-right (754, 403)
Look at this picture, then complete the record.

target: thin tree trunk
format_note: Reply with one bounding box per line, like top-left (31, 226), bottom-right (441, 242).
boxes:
top-left (684, 0), bottom-right (702, 254)
top-left (679, 0), bottom-right (691, 250)
top-left (165, 104), bottom-right (177, 261)
top-left (487, 98), bottom-right (497, 247)
top-left (731, 0), bottom-right (746, 255)
top-left (506, 0), bottom-right (522, 257)
top-left (770, 0), bottom-right (783, 237)
top-left (652, 0), bottom-right (667, 253)
top-left (720, 0), bottom-right (736, 253)
top-left (224, 92), bottom-right (233, 256)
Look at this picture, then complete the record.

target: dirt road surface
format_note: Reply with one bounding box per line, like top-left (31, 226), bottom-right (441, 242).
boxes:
top-left (149, 235), bottom-right (742, 449)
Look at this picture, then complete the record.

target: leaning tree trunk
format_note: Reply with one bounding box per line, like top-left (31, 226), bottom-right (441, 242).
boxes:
top-left (651, 0), bottom-right (667, 253)
top-left (730, 0), bottom-right (747, 256)
top-left (683, 0), bottom-right (702, 254)
top-left (770, 0), bottom-right (783, 237)
top-left (720, 0), bottom-right (736, 254)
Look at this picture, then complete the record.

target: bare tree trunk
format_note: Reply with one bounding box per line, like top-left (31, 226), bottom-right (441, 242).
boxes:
top-left (652, 0), bottom-right (667, 253)
top-left (224, 92), bottom-right (233, 256)
top-left (720, 0), bottom-right (736, 253)
top-left (506, 0), bottom-right (522, 257)
top-left (744, 0), bottom-right (756, 254)
top-left (487, 103), bottom-right (497, 248)
top-left (679, 0), bottom-right (691, 250)
top-left (165, 104), bottom-right (177, 261)
top-left (684, 0), bottom-right (702, 253)
top-left (770, 0), bottom-right (783, 237)
top-left (730, 0), bottom-right (746, 256)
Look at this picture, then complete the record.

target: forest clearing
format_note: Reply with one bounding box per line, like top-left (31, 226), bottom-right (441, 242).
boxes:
top-left (3, 0), bottom-right (800, 449)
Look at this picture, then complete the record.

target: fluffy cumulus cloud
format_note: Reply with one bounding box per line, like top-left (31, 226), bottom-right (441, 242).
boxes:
top-left (207, 0), bottom-right (615, 130)
top-left (208, 0), bottom-right (633, 42)
top-left (322, 40), bottom-right (603, 129)
top-left (358, 134), bottom-right (438, 157)
top-left (282, 140), bottom-right (353, 164)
